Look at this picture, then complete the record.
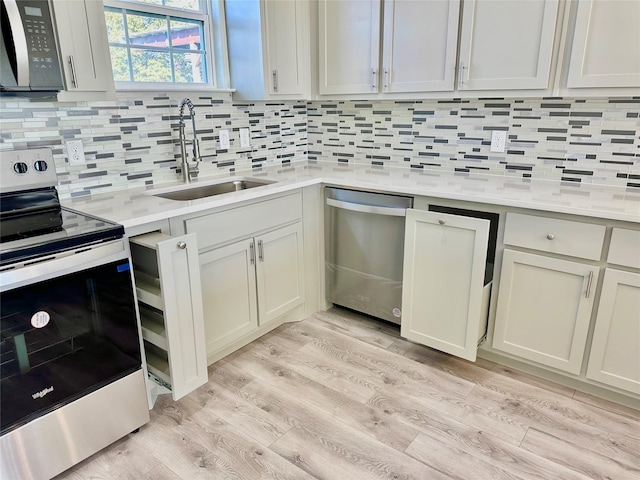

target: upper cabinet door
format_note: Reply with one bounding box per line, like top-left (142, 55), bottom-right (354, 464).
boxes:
top-left (401, 209), bottom-right (490, 362)
top-left (458, 0), bottom-right (559, 90)
top-left (263, 0), bottom-right (309, 96)
top-left (52, 0), bottom-right (115, 95)
top-left (381, 0), bottom-right (460, 93)
top-left (566, 0), bottom-right (640, 88)
top-left (318, 0), bottom-right (381, 95)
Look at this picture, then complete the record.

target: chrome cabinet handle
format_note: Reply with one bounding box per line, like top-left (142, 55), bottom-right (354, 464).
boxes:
top-left (249, 240), bottom-right (255, 265)
top-left (384, 68), bottom-right (390, 90)
top-left (69, 56), bottom-right (79, 88)
top-left (458, 63), bottom-right (465, 89)
top-left (5, 0), bottom-right (29, 87)
top-left (177, 241), bottom-right (187, 249)
top-left (372, 68), bottom-right (378, 91)
top-left (438, 219), bottom-right (446, 225)
top-left (272, 70), bottom-right (278, 93)
top-left (258, 240), bottom-right (264, 262)
top-left (585, 271), bottom-right (594, 299)
top-left (547, 233), bottom-right (555, 240)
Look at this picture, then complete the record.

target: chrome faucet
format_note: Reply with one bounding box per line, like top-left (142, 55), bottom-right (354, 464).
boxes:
top-left (178, 98), bottom-right (201, 183)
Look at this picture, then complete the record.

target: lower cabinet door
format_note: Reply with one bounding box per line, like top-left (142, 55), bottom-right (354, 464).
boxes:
top-left (493, 249), bottom-right (598, 375)
top-left (199, 240), bottom-right (258, 358)
top-left (587, 269), bottom-right (640, 394)
top-left (256, 223), bottom-right (305, 326)
top-left (401, 209), bottom-right (490, 361)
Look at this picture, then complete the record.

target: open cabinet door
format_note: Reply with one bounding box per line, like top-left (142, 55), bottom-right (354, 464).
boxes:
top-left (401, 209), bottom-right (490, 361)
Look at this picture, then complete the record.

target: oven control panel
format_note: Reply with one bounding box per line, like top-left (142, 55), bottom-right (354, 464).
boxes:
top-left (1, 148), bottom-right (57, 194)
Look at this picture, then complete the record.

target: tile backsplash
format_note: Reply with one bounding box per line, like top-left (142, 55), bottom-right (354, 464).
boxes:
top-left (1, 94), bottom-right (638, 198)
top-left (0, 92), bottom-right (308, 198)
top-left (308, 97), bottom-right (639, 188)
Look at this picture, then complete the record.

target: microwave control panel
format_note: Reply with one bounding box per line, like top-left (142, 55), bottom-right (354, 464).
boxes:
top-left (19, 0), bottom-right (64, 89)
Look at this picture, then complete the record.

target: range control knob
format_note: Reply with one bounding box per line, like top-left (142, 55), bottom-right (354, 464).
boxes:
top-left (13, 162), bottom-right (28, 174)
top-left (34, 160), bottom-right (48, 172)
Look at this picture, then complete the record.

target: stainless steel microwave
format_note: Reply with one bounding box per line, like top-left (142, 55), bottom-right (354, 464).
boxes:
top-left (0, 0), bottom-right (63, 93)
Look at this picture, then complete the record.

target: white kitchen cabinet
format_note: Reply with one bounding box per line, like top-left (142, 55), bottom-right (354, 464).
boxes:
top-left (565, 0), bottom-right (640, 89)
top-left (130, 232), bottom-right (208, 402)
top-left (183, 192), bottom-right (305, 362)
top-left (256, 223), bottom-right (305, 326)
top-left (200, 223), bottom-right (305, 359)
top-left (226, 0), bottom-right (310, 100)
top-left (401, 209), bottom-right (491, 362)
top-left (318, 0), bottom-right (381, 95)
top-left (458, 0), bottom-right (560, 90)
top-left (199, 240), bottom-right (259, 354)
top-left (51, 0), bottom-right (115, 100)
top-left (493, 249), bottom-right (599, 375)
top-left (586, 269), bottom-right (640, 395)
top-left (318, 0), bottom-right (460, 95)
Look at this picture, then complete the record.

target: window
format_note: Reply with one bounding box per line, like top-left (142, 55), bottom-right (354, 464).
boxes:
top-left (103, 0), bottom-right (225, 88)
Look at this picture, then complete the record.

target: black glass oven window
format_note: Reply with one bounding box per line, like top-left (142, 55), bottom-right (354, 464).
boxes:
top-left (0, 260), bottom-right (141, 435)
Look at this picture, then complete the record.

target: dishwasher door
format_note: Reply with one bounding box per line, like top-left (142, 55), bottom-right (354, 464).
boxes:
top-left (325, 188), bottom-right (413, 324)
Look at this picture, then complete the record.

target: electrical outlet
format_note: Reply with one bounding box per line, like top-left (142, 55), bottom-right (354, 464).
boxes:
top-left (219, 129), bottom-right (230, 150)
top-left (66, 140), bottom-right (86, 165)
top-left (239, 128), bottom-right (250, 148)
top-left (490, 130), bottom-right (507, 153)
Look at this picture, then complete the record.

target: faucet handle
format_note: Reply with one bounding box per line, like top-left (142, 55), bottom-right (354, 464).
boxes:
top-left (192, 137), bottom-right (202, 162)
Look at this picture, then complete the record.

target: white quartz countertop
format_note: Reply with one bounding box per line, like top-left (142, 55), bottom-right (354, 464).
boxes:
top-left (63, 161), bottom-right (640, 227)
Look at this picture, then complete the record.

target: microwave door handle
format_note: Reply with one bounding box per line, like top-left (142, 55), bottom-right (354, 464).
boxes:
top-left (3, 0), bottom-right (30, 86)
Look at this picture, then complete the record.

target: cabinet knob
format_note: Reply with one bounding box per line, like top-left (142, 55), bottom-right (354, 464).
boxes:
top-left (438, 219), bottom-right (446, 225)
top-left (177, 241), bottom-right (187, 249)
top-left (546, 233), bottom-right (555, 240)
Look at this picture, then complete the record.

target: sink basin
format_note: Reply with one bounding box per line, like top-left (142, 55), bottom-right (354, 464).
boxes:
top-left (153, 177), bottom-right (276, 201)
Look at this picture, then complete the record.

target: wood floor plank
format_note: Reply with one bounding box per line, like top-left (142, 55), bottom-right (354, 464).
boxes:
top-left (406, 432), bottom-right (527, 480)
top-left (405, 423), bottom-right (595, 480)
top-left (312, 308), bottom-right (402, 348)
top-left (184, 404), bottom-right (316, 480)
top-left (270, 423), bottom-right (448, 480)
top-left (368, 385), bottom-right (529, 446)
top-left (521, 427), bottom-right (640, 480)
top-left (230, 356), bottom-right (421, 452)
top-left (187, 373), bottom-right (292, 447)
top-left (491, 364), bottom-right (576, 398)
top-left (141, 463), bottom-right (182, 480)
top-left (475, 371), bottom-right (640, 441)
top-left (572, 389), bottom-right (640, 420)
top-left (291, 320), bottom-right (476, 399)
top-left (467, 383), bottom-right (640, 469)
top-left (387, 338), bottom-right (497, 385)
top-left (207, 358), bottom-right (256, 392)
top-left (55, 307), bottom-right (639, 480)
top-left (253, 333), bottom-right (381, 403)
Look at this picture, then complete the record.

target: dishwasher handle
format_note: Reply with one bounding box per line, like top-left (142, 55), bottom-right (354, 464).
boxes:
top-left (326, 197), bottom-right (408, 217)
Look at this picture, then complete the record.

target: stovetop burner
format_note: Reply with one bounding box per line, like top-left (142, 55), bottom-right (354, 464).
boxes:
top-left (0, 207), bottom-right (124, 268)
top-left (0, 148), bottom-right (124, 267)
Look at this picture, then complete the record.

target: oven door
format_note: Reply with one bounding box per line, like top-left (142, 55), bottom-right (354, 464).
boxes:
top-left (0, 240), bottom-right (142, 435)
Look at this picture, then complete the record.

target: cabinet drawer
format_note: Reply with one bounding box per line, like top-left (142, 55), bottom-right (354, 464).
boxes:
top-left (186, 192), bottom-right (302, 251)
top-left (608, 228), bottom-right (640, 269)
top-left (503, 213), bottom-right (605, 261)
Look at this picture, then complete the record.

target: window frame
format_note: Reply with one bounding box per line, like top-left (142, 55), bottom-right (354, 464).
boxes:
top-left (103, 0), bottom-right (228, 91)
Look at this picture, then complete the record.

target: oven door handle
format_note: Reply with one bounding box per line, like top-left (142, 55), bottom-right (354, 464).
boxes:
top-left (0, 240), bottom-right (127, 292)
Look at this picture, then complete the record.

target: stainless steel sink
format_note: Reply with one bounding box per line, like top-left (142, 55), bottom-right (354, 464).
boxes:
top-left (153, 177), bottom-right (275, 201)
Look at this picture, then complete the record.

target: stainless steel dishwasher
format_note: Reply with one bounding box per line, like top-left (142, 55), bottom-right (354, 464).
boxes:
top-left (325, 187), bottom-right (413, 324)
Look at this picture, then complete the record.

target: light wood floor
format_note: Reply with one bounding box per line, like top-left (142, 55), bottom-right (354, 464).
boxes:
top-left (58, 308), bottom-right (640, 480)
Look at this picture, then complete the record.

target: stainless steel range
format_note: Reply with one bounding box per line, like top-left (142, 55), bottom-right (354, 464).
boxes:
top-left (0, 148), bottom-right (149, 479)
